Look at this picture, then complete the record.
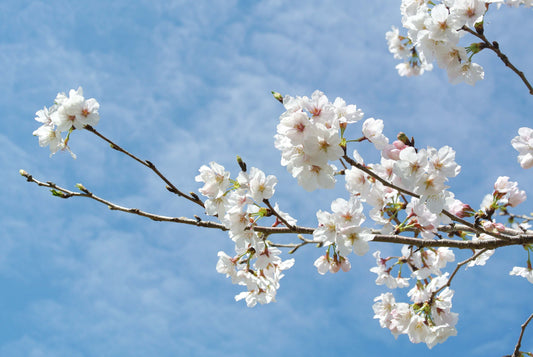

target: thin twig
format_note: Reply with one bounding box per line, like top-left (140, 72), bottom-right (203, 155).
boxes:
top-left (263, 198), bottom-right (296, 231)
top-left (461, 25), bottom-right (533, 95)
top-left (431, 249), bottom-right (489, 298)
top-left (84, 125), bottom-right (204, 208)
top-left (269, 235), bottom-right (321, 254)
top-left (512, 313), bottom-right (533, 357)
top-left (21, 171), bottom-right (314, 235)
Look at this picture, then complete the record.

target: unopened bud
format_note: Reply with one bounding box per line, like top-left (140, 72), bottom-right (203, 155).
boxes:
top-left (76, 183), bottom-right (88, 193)
top-left (19, 169), bottom-right (28, 177)
top-left (271, 91), bottom-right (283, 104)
top-left (397, 132), bottom-right (414, 147)
top-left (237, 155), bottom-right (247, 172)
top-left (474, 20), bottom-right (484, 35)
top-left (467, 42), bottom-right (483, 55)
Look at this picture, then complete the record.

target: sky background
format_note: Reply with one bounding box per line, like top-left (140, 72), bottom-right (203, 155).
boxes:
top-left (1, 1), bottom-right (532, 356)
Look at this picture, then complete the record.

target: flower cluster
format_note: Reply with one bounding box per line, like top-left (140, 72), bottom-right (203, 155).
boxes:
top-left (370, 246), bottom-right (457, 348)
top-left (373, 279), bottom-right (458, 349)
top-left (32, 87), bottom-right (100, 158)
top-left (346, 144), bottom-right (463, 239)
top-left (216, 243), bottom-right (295, 307)
top-left (388, 0), bottom-right (510, 84)
top-left (274, 90), bottom-right (363, 191)
top-left (312, 197), bottom-right (373, 274)
top-left (196, 161), bottom-right (296, 307)
top-left (388, 0), bottom-right (532, 83)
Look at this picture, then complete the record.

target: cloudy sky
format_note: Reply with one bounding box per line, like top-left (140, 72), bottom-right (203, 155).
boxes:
top-left (1, 1), bottom-right (532, 356)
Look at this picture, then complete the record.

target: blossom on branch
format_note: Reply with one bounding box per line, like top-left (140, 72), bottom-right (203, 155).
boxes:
top-left (32, 87), bottom-right (99, 158)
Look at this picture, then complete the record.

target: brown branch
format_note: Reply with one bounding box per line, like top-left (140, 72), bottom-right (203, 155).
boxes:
top-left (511, 313), bottom-right (533, 357)
top-left (461, 25), bottom-right (533, 95)
top-left (84, 125), bottom-right (205, 208)
top-left (20, 171), bottom-right (533, 250)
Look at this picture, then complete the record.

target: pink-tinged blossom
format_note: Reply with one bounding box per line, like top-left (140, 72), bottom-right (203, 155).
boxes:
top-left (508, 188), bottom-right (527, 207)
top-left (303, 124), bottom-right (343, 164)
top-left (296, 163), bottom-right (337, 191)
top-left (373, 292), bottom-right (397, 329)
top-left (331, 197), bottom-right (365, 229)
top-left (314, 255), bottom-right (330, 275)
top-left (511, 127), bottom-right (533, 169)
top-left (414, 172), bottom-right (448, 196)
top-left (427, 146), bottom-right (461, 178)
top-left (406, 198), bottom-right (439, 237)
top-left (345, 167), bottom-right (371, 196)
top-left (386, 26), bottom-right (411, 60)
top-left (277, 110), bottom-right (313, 145)
top-left (382, 140), bottom-right (408, 160)
top-left (493, 176), bottom-right (526, 207)
top-left (466, 234), bottom-right (495, 268)
top-left (225, 245), bottom-right (294, 308)
top-left (333, 97), bottom-right (364, 124)
top-left (481, 220), bottom-right (506, 232)
top-left (248, 167), bottom-right (278, 202)
top-left (370, 251), bottom-right (410, 289)
top-left (337, 226), bottom-right (372, 256)
top-left (195, 161), bottom-right (231, 199)
top-left (362, 118), bottom-right (389, 150)
top-left (34, 106), bottom-right (55, 125)
top-left (425, 4), bottom-right (461, 41)
top-left (395, 147), bottom-right (429, 186)
top-left (447, 60), bottom-right (484, 86)
top-left (407, 314), bottom-right (431, 344)
top-left (450, 0), bottom-right (487, 28)
top-left (32, 124), bottom-right (64, 156)
top-left (204, 195), bottom-right (229, 217)
top-left (313, 210), bottom-right (337, 245)
top-left (389, 303), bottom-right (413, 338)
top-left (302, 90), bottom-right (330, 119)
top-left (446, 196), bottom-right (473, 218)
top-left (216, 251), bottom-right (238, 280)
top-left (328, 256), bottom-right (352, 274)
top-left (494, 176), bottom-right (517, 194)
top-left (51, 87), bottom-right (100, 131)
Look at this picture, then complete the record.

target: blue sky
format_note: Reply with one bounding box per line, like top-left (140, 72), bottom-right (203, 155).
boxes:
top-left (1, 1), bottom-right (532, 356)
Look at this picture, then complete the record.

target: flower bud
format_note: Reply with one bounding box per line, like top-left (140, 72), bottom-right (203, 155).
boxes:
top-left (271, 91), bottom-right (283, 104)
top-left (76, 183), bottom-right (89, 193)
top-left (236, 155), bottom-right (247, 172)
